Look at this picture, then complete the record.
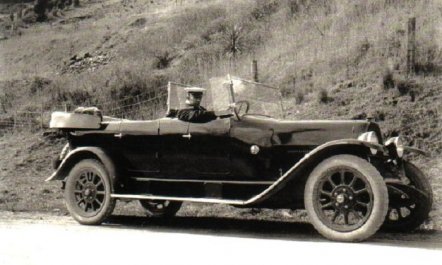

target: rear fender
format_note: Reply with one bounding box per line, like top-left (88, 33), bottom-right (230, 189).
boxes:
top-left (244, 139), bottom-right (386, 206)
top-left (45, 147), bottom-right (117, 188)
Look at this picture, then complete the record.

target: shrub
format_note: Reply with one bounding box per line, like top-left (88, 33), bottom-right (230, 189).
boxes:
top-left (251, 0), bottom-right (280, 21)
top-left (66, 89), bottom-right (92, 106)
top-left (295, 90), bottom-right (305, 104)
top-left (372, 110), bottom-right (385, 121)
top-left (181, 34), bottom-right (205, 50)
top-left (47, 80), bottom-right (92, 106)
top-left (415, 61), bottom-right (441, 76)
top-left (34, 0), bottom-right (48, 22)
top-left (0, 91), bottom-right (14, 113)
top-left (396, 78), bottom-right (415, 96)
top-left (29, 76), bottom-right (51, 95)
top-left (172, 5), bottom-right (227, 40)
top-left (153, 49), bottom-right (176, 69)
top-left (108, 69), bottom-right (168, 102)
top-left (317, 88), bottom-right (329, 103)
top-left (201, 17), bottom-right (227, 42)
top-left (193, 6), bottom-right (265, 59)
top-left (382, 70), bottom-right (395, 90)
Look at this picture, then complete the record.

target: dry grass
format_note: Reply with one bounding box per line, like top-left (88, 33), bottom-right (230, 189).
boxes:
top-left (1, 0), bottom-right (441, 145)
top-left (0, 131), bottom-right (66, 212)
top-left (2, 0), bottom-right (441, 109)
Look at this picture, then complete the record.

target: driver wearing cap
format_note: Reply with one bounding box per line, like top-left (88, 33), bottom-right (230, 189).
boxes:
top-left (175, 87), bottom-right (218, 123)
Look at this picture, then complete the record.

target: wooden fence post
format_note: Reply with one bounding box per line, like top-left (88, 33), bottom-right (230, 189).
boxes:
top-left (407, 17), bottom-right (416, 76)
top-left (10, 13), bottom-right (14, 35)
top-left (13, 111), bottom-right (16, 132)
top-left (251, 60), bottom-right (258, 82)
top-left (40, 103), bottom-right (44, 130)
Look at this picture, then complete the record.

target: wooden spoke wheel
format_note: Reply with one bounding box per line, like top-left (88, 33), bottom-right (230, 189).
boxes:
top-left (65, 159), bottom-right (115, 225)
top-left (305, 155), bottom-right (388, 242)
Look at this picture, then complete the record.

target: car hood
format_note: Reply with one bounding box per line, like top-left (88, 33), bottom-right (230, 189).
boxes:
top-left (230, 115), bottom-right (379, 147)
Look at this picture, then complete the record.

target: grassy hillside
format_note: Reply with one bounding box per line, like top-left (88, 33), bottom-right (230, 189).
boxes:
top-left (1, 0), bottom-right (441, 152)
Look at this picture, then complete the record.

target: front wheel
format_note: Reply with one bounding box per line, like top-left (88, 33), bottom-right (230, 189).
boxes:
top-left (65, 159), bottom-right (115, 225)
top-left (304, 155), bottom-right (388, 242)
top-left (382, 161), bottom-right (433, 232)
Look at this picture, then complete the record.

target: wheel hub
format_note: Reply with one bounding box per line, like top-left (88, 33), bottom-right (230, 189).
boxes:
top-left (314, 166), bottom-right (376, 233)
top-left (332, 186), bottom-right (356, 210)
top-left (336, 194), bottom-right (345, 204)
top-left (83, 184), bottom-right (97, 202)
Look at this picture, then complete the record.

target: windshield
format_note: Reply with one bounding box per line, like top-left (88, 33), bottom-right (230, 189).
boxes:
top-left (209, 75), bottom-right (284, 119)
top-left (167, 76), bottom-right (284, 119)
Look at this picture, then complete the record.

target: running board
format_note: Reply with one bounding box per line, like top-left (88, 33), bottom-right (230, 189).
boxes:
top-left (111, 194), bottom-right (247, 205)
top-left (130, 177), bottom-right (274, 185)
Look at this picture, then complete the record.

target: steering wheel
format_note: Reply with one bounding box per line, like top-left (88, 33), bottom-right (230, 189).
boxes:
top-left (233, 100), bottom-right (250, 120)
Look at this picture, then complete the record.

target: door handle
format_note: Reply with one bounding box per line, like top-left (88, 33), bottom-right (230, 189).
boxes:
top-left (114, 133), bottom-right (123, 138)
top-left (182, 133), bottom-right (191, 139)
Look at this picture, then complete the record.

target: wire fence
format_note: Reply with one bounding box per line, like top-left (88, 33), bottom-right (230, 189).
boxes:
top-left (0, 85), bottom-right (170, 134)
top-left (0, 79), bottom-right (282, 134)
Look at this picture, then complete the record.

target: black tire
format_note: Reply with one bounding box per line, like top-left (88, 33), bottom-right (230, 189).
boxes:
top-left (65, 159), bottom-right (115, 225)
top-left (139, 200), bottom-right (182, 218)
top-left (304, 155), bottom-right (388, 242)
top-left (382, 161), bottom-right (433, 232)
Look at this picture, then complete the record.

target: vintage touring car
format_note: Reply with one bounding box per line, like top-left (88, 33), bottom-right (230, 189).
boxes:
top-left (47, 76), bottom-right (433, 242)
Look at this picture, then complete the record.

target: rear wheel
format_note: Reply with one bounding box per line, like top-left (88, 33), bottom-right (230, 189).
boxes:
top-left (383, 161), bottom-right (433, 232)
top-left (304, 155), bottom-right (388, 242)
top-left (139, 200), bottom-right (182, 218)
top-left (65, 159), bottom-right (115, 225)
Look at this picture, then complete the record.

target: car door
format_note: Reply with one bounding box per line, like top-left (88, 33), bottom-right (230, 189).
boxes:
top-left (186, 118), bottom-right (231, 178)
top-left (158, 118), bottom-right (190, 178)
top-left (118, 120), bottom-right (160, 177)
top-left (158, 117), bottom-right (231, 180)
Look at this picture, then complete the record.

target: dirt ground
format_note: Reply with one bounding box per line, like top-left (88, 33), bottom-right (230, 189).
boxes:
top-left (2, 212), bottom-right (442, 265)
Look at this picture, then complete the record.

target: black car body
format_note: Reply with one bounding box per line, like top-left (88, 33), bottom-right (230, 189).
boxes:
top-left (47, 76), bottom-right (433, 242)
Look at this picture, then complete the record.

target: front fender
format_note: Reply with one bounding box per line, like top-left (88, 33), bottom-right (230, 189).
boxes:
top-left (45, 147), bottom-right (117, 185)
top-left (244, 139), bottom-right (386, 206)
top-left (300, 139), bottom-right (387, 159)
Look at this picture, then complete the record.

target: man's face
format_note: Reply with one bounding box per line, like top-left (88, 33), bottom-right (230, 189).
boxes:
top-left (186, 92), bottom-right (203, 107)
